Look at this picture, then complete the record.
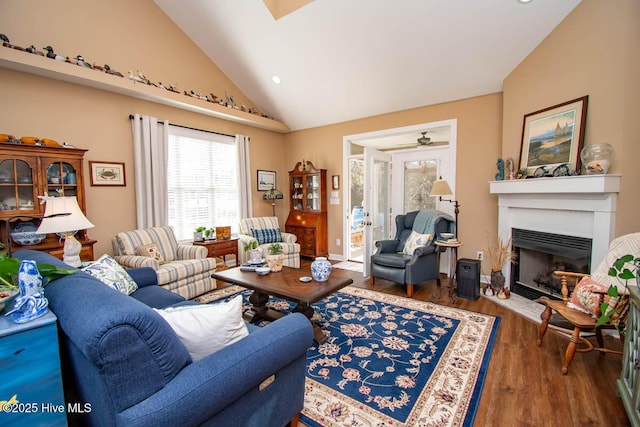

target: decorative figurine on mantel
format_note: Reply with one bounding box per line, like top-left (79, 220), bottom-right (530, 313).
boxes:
top-left (495, 158), bottom-right (505, 181)
top-left (505, 158), bottom-right (515, 180)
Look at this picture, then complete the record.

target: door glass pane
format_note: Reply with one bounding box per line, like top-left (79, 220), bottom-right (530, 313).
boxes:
top-left (372, 159), bottom-right (390, 242)
top-left (349, 158), bottom-right (364, 261)
top-left (403, 160), bottom-right (437, 212)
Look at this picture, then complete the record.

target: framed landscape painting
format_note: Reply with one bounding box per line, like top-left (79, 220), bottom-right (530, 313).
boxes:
top-left (518, 96), bottom-right (588, 177)
top-left (257, 170), bottom-right (276, 191)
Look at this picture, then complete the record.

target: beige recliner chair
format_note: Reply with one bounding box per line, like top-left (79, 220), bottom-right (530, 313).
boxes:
top-left (112, 226), bottom-right (217, 299)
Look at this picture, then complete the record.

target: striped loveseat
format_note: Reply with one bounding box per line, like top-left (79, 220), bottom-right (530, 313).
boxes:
top-left (112, 226), bottom-right (217, 299)
top-left (238, 217), bottom-right (300, 268)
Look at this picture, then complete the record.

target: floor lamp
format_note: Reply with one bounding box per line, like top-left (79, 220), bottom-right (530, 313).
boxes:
top-left (36, 196), bottom-right (95, 267)
top-left (263, 186), bottom-right (283, 216)
top-left (429, 176), bottom-right (461, 238)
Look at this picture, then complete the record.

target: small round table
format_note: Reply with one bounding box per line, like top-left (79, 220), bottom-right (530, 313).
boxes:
top-left (434, 240), bottom-right (464, 303)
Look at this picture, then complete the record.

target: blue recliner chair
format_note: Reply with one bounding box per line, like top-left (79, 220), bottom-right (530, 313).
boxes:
top-left (369, 209), bottom-right (454, 298)
top-left (13, 250), bottom-right (313, 427)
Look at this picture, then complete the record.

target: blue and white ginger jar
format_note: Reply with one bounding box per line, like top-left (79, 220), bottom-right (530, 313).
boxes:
top-left (311, 257), bottom-right (331, 282)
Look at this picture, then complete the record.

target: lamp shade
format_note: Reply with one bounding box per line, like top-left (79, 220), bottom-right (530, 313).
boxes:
top-left (36, 196), bottom-right (94, 234)
top-left (263, 187), bottom-right (284, 201)
top-left (430, 177), bottom-right (453, 197)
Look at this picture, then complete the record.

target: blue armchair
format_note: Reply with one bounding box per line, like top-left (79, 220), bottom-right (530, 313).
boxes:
top-left (14, 250), bottom-right (313, 427)
top-left (369, 210), bottom-right (454, 298)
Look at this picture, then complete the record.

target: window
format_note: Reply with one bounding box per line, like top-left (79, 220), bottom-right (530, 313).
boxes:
top-left (167, 126), bottom-right (239, 241)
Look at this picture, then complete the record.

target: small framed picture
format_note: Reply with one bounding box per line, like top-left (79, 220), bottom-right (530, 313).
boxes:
top-left (257, 170), bottom-right (276, 191)
top-left (89, 161), bottom-right (126, 186)
top-left (332, 175), bottom-right (340, 190)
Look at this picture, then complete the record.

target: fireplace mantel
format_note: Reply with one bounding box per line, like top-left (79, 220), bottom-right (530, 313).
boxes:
top-left (489, 174), bottom-right (621, 288)
top-left (490, 174), bottom-right (621, 195)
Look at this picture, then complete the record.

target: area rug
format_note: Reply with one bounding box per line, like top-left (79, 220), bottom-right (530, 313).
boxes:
top-left (196, 285), bottom-right (500, 427)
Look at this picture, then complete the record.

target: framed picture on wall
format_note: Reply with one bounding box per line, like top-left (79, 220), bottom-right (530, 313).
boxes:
top-left (332, 175), bottom-right (340, 190)
top-left (257, 170), bottom-right (276, 191)
top-left (89, 161), bottom-right (126, 186)
top-left (518, 96), bottom-right (588, 177)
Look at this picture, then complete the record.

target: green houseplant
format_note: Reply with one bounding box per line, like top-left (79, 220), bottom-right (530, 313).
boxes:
top-left (596, 254), bottom-right (640, 330)
top-left (194, 226), bottom-right (207, 242)
top-left (266, 243), bottom-right (284, 272)
top-left (243, 240), bottom-right (262, 264)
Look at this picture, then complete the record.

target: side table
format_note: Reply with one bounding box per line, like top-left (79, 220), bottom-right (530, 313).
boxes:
top-left (435, 240), bottom-right (464, 303)
top-left (0, 311), bottom-right (67, 426)
top-left (193, 238), bottom-right (239, 269)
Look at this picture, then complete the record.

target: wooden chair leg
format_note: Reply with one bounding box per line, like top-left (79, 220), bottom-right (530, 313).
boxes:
top-left (288, 413), bottom-right (300, 427)
top-left (370, 275), bottom-right (375, 285)
top-left (407, 283), bottom-right (414, 298)
top-left (595, 327), bottom-right (605, 350)
top-left (537, 305), bottom-right (552, 346)
top-left (562, 327), bottom-right (581, 375)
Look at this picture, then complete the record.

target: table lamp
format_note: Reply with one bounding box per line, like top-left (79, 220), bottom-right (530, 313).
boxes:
top-left (263, 185), bottom-right (283, 216)
top-left (429, 176), bottom-right (461, 238)
top-left (36, 196), bottom-right (95, 267)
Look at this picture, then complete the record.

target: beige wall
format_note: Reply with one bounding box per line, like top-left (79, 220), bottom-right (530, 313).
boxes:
top-left (0, 0), bottom-right (285, 256)
top-left (503, 0), bottom-right (640, 236)
top-left (284, 94), bottom-right (503, 266)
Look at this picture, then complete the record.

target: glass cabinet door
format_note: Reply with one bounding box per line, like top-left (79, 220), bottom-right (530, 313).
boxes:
top-left (46, 162), bottom-right (78, 197)
top-left (0, 159), bottom-right (36, 212)
top-left (305, 174), bottom-right (320, 211)
top-left (291, 176), bottom-right (303, 210)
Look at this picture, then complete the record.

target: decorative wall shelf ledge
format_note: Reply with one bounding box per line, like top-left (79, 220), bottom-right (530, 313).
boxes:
top-left (0, 47), bottom-right (290, 133)
top-left (489, 174), bottom-right (621, 195)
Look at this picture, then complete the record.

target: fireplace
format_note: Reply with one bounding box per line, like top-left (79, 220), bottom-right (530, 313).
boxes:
top-left (510, 228), bottom-right (592, 300)
top-left (490, 174), bottom-right (621, 300)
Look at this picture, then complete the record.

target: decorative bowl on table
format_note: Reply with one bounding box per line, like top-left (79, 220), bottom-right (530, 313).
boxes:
top-left (11, 231), bottom-right (46, 246)
top-left (440, 232), bottom-right (455, 240)
top-left (255, 267), bottom-right (271, 276)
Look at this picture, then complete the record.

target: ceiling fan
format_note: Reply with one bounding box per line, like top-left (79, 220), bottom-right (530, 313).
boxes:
top-left (417, 132), bottom-right (432, 145)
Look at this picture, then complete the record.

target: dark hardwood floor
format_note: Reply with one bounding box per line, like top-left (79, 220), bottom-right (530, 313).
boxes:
top-left (299, 259), bottom-right (629, 427)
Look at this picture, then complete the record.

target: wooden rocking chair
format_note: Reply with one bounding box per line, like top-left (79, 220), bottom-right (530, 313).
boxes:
top-left (536, 232), bottom-right (640, 375)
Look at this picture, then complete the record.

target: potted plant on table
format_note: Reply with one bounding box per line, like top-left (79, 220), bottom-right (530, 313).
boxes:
top-left (266, 243), bottom-right (284, 272)
top-left (243, 240), bottom-right (263, 264)
top-left (194, 226), bottom-right (207, 242)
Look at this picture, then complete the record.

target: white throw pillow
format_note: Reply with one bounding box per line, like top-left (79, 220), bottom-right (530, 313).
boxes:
top-left (403, 230), bottom-right (432, 256)
top-left (82, 254), bottom-right (139, 295)
top-left (155, 295), bottom-right (249, 361)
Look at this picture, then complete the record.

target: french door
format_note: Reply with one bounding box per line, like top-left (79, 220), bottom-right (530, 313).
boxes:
top-left (362, 148), bottom-right (391, 277)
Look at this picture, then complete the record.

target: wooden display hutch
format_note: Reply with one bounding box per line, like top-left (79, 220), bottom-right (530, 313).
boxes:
top-left (285, 160), bottom-right (328, 258)
top-left (0, 143), bottom-right (96, 261)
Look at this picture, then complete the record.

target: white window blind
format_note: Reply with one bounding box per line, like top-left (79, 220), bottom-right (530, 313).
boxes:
top-left (167, 126), bottom-right (239, 241)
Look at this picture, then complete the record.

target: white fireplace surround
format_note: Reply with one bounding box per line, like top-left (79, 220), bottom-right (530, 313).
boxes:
top-left (489, 175), bottom-right (621, 289)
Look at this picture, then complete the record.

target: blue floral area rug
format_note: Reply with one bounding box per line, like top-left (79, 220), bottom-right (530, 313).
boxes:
top-left (196, 285), bottom-right (500, 427)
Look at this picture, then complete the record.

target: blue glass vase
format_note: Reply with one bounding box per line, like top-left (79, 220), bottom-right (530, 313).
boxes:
top-left (311, 257), bottom-right (331, 282)
top-left (5, 260), bottom-right (49, 323)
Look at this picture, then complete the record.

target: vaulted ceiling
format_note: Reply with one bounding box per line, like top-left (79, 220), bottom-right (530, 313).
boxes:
top-left (154, 0), bottom-right (581, 131)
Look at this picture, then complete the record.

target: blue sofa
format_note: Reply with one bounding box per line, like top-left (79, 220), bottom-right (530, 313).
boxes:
top-left (14, 250), bottom-right (313, 427)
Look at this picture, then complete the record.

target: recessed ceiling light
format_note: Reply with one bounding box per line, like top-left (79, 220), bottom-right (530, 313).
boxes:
top-left (517, 0), bottom-right (533, 4)
top-left (271, 75), bottom-right (281, 84)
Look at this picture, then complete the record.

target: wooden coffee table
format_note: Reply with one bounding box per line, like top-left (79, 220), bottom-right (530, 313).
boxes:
top-left (212, 266), bottom-right (354, 343)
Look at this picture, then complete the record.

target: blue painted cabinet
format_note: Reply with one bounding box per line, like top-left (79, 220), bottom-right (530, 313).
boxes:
top-left (0, 311), bottom-right (66, 426)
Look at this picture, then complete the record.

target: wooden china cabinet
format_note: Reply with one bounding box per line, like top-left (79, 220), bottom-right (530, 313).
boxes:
top-left (285, 160), bottom-right (328, 258)
top-left (0, 143), bottom-right (96, 261)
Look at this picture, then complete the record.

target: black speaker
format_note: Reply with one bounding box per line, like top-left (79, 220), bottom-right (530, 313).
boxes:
top-left (456, 258), bottom-right (481, 300)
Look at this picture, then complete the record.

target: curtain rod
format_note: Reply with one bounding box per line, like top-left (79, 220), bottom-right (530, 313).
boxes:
top-left (128, 114), bottom-right (234, 138)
